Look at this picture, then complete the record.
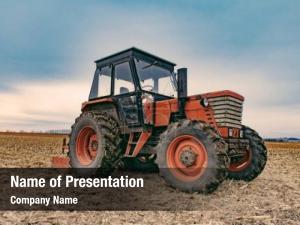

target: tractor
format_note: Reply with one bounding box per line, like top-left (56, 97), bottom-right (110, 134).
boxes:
top-left (61, 47), bottom-right (267, 193)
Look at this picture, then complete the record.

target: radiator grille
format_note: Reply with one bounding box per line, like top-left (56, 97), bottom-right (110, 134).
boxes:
top-left (208, 96), bottom-right (243, 128)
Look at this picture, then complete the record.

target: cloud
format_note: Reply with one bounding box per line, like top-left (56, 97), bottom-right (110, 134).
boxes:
top-left (184, 58), bottom-right (300, 137)
top-left (0, 78), bottom-right (90, 131)
top-left (243, 105), bottom-right (300, 138)
top-left (0, 0), bottom-right (299, 137)
top-left (0, 60), bottom-right (298, 137)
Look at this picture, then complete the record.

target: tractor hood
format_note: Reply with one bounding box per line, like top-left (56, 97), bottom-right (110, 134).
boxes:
top-left (189, 90), bottom-right (244, 102)
top-left (188, 90), bottom-right (244, 129)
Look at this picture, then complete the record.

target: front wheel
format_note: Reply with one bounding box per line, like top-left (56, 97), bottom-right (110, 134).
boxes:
top-left (156, 120), bottom-right (229, 193)
top-left (227, 126), bottom-right (267, 181)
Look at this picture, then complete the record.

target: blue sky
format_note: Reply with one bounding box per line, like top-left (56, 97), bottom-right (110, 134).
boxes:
top-left (0, 0), bottom-right (299, 137)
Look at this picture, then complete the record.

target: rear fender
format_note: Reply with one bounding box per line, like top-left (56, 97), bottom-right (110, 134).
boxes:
top-left (81, 98), bottom-right (119, 125)
top-left (81, 98), bottom-right (114, 111)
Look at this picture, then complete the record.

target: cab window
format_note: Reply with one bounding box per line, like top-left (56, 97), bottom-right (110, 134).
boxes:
top-left (98, 66), bottom-right (112, 96)
top-left (134, 59), bottom-right (176, 97)
top-left (89, 66), bottom-right (112, 99)
top-left (114, 61), bottom-right (135, 95)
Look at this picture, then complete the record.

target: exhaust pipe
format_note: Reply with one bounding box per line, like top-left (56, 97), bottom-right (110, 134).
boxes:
top-left (177, 68), bottom-right (187, 118)
top-left (177, 68), bottom-right (187, 98)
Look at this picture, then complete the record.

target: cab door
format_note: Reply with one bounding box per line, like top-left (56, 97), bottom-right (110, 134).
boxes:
top-left (113, 60), bottom-right (141, 127)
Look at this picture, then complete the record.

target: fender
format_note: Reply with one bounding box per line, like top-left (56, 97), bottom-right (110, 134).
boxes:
top-left (81, 98), bottom-right (114, 111)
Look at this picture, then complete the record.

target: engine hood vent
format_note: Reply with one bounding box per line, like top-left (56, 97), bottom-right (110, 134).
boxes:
top-left (202, 91), bottom-right (244, 129)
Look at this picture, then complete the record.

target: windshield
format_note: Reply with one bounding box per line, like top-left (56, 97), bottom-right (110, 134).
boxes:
top-left (134, 59), bottom-right (177, 97)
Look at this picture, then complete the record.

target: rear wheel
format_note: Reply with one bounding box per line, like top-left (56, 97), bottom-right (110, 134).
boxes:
top-left (68, 111), bottom-right (122, 176)
top-left (156, 120), bottom-right (229, 193)
top-left (227, 126), bottom-right (267, 181)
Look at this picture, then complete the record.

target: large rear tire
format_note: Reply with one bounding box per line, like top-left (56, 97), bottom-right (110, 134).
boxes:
top-left (156, 120), bottom-right (229, 193)
top-left (227, 126), bottom-right (267, 181)
top-left (68, 111), bottom-right (122, 176)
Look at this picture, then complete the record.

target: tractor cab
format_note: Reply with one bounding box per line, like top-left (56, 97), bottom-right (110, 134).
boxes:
top-left (87, 47), bottom-right (178, 128)
top-left (89, 47), bottom-right (177, 99)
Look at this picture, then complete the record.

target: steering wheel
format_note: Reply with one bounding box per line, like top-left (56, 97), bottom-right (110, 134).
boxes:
top-left (142, 85), bottom-right (154, 92)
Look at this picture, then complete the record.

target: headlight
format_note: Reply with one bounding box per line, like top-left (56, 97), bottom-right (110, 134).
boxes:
top-left (200, 98), bottom-right (209, 107)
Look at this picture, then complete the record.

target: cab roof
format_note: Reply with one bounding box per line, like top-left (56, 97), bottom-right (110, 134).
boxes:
top-left (95, 47), bottom-right (176, 71)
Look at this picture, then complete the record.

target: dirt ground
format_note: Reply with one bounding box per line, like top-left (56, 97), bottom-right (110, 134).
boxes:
top-left (0, 132), bottom-right (299, 225)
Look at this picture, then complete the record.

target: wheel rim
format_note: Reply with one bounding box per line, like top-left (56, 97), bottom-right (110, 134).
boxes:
top-left (76, 126), bottom-right (99, 165)
top-left (166, 135), bottom-right (208, 182)
top-left (229, 149), bottom-right (252, 172)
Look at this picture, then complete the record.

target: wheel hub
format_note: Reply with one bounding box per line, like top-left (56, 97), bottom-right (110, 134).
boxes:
top-left (166, 135), bottom-right (208, 182)
top-left (91, 141), bottom-right (98, 151)
top-left (88, 134), bottom-right (98, 159)
top-left (179, 149), bottom-right (197, 167)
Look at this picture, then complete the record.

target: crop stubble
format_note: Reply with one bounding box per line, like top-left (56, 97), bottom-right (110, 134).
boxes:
top-left (0, 132), bottom-right (299, 225)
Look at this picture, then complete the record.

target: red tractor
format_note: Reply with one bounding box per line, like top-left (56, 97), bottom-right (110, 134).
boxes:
top-left (62, 48), bottom-right (267, 193)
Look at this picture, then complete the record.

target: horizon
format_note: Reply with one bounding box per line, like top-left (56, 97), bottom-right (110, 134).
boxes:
top-left (0, 1), bottom-right (299, 137)
top-left (0, 130), bottom-right (300, 139)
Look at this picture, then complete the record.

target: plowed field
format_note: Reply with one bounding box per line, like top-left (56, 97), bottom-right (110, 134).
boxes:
top-left (0, 132), bottom-right (299, 225)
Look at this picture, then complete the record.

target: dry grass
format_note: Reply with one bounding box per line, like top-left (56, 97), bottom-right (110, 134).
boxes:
top-left (0, 133), bottom-right (299, 225)
top-left (0, 132), bottom-right (67, 168)
top-left (266, 141), bottom-right (300, 150)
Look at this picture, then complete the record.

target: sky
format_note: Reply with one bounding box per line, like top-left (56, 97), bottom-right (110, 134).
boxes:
top-left (0, 0), bottom-right (299, 137)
